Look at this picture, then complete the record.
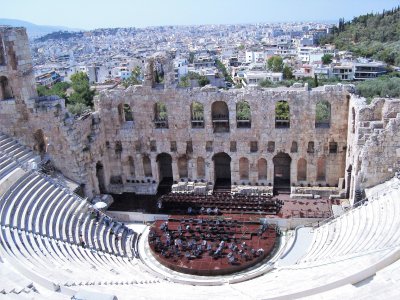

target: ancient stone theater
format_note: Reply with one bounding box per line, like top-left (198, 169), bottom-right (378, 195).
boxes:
top-left (1, 26), bottom-right (400, 299)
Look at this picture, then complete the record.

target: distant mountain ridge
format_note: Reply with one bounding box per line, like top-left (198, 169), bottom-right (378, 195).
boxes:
top-left (0, 18), bottom-right (82, 38)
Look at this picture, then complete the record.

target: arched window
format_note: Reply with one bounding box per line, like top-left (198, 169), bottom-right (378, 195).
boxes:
top-left (197, 157), bottom-right (205, 178)
top-left (0, 76), bottom-right (13, 100)
top-left (236, 101), bottom-right (251, 128)
top-left (317, 157), bottom-right (326, 181)
top-left (191, 101), bottom-right (204, 128)
top-left (33, 129), bottom-right (47, 156)
top-left (128, 156), bottom-right (135, 177)
top-left (352, 107), bottom-right (356, 134)
top-left (275, 100), bottom-right (290, 128)
top-left (178, 156), bottom-right (188, 178)
top-left (124, 104), bottom-right (133, 121)
top-left (143, 155), bottom-right (152, 177)
top-left (239, 157), bottom-right (249, 180)
top-left (315, 100), bottom-right (331, 128)
top-left (290, 141), bottom-right (298, 153)
top-left (154, 102), bottom-right (168, 128)
top-left (211, 101), bottom-right (229, 133)
top-left (257, 158), bottom-right (267, 180)
top-left (297, 158), bottom-right (307, 181)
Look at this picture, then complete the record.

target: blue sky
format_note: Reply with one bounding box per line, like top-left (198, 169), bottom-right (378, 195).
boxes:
top-left (2, 0), bottom-right (399, 29)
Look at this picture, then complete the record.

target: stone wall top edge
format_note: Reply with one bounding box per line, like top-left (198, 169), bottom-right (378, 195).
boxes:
top-left (98, 83), bottom-right (353, 101)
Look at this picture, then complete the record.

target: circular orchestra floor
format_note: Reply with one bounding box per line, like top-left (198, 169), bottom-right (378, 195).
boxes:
top-left (148, 215), bottom-right (278, 276)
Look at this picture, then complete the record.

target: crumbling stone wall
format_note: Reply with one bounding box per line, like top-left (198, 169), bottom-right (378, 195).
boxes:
top-left (346, 96), bottom-right (400, 203)
top-left (92, 83), bottom-right (351, 195)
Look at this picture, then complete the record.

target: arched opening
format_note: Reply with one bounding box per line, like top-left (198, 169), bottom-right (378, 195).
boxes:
top-left (156, 153), bottom-right (172, 182)
top-left (346, 164), bottom-right (352, 198)
top-left (156, 153), bottom-right (172, 194)
top-left (178, 156), bottom-right (188, 179)
top-left (297, 158), bottom-right (307, 181)
top-left (317, 157), bottom-right (326, 181)
top-left (315, 100), bottom-right (331, 128)
top-left (275, 101), bottom-right (290, 128)
top-left (123, 104), bottom-right (133, 121)
top-left (290, 141), bottom-right (298, 153)
top-left (154, 102), bottom-right (168, 128)
top-left (352, 107), bottom-right (356, 134)
top-left (191, 101), bottom-right (204, 128)
top-left (239, 157), bottom-right (249, 180)
top-left (33, 129), bottom-right (47, 157)
top-left (258, 158), bottom-right (267, 180)
top-left (127, 156), bottom-right (135, 177)
top-left (197, 157), bottom-right (205, 178)
top-left (236, 101), bottom-right (251, 128)
top-left (143, 155), bottom-right (152, 177)
top-left (211, 101), bottom-right (229, 133)
top-left (273, 152), bottom-right (292, 190)
top-left (0, 76), bottom-right (13, 100)
top-left (213, 152), bottom-right (231, 187)
top-left (96, 161), bottom-right (106, 193)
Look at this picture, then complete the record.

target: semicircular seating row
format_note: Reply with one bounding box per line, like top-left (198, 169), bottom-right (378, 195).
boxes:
top-left (0, 134), bottom-right (38, 180)
top-left (0, 134), bottom-right (159, 294)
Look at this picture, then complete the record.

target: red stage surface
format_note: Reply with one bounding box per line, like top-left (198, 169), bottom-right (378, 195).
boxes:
top-left (149, 216), bottom-right (277, 276)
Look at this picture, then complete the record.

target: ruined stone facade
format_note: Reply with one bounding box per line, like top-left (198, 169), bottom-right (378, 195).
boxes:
top-left (1, 27), bottom-right (399, 202)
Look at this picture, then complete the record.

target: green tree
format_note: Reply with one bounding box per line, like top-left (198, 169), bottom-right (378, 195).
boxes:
top-left (178, 75), bottom-right (191, 87)
top-left (36, 82), bottom-right (70, 100)
top-left (267, 56), bottom-right (284, 72)
top-left (282, 65), bottom-right (293, 79)
top-left (69, 72), bottom-right (95, 108)
top-left (236, 101), bottom-right (251, 120)
top-left (315, 101), bottom-right (331, 123)
top-left (275, 101), bottom-right (290, 120)
top-left (122, 66), bottom-right (142, 88)
top-left (259, 79), bottom-right (274, 88)
top-left (321, 54), bottom-right (333, 64)
top-left (188, 52), bottom-right (195, 64)
top-left (198, 75), bottom-right (210, 87)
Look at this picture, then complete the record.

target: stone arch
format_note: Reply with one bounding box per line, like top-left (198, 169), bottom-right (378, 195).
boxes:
top-left (0, 76), bottom-right (13, 100)
top-left (257, 158), bottom-right (267, 180)
top-left (315, 100), bottom-right (331, 128)
top-left (96, 161), bottom-right (106, 193)
top-left (123, 104), bottom-right (133, 122)
top-left (33, 129), bottom-right (47, 156)
top-left (156, 153), bottom-right (172, 182)
top-left (178, 155), bottom-right (188, 179)
top-left (317, 157), bottom-right (326, 181)
top-left (211, 101), bottom-right (229, 132)
top-left (273, 152), bottom-right (292, 188)
top-left (236, 101), bottom-right (251, 128)
top-left (154, 102), bottom-right (168, 128)
top-left (143, 155), bottom-right (152, 177)
top-left (212, 152), bottom-right (231, 184)
top-left (191, 101), bottom-right (204, 128)
top-left (275, 100), bottom-right (290, 128)
top-left (297, 158), bottom-right (307, 181)
top-left (290, 141), bottom-right (298, 153)
top-left (197, 157), bottom-right (205, 178)
top-left (239, 157), bottom-right (249, 180)
top-left (127, 156), bottom-right (135, 177)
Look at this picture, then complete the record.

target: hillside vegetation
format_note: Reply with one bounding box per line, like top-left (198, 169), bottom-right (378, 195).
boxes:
top-left (320, 6), bottom-right (400, 65)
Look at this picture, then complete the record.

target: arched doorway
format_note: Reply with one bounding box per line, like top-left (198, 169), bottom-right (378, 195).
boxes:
top-left (273, 152), bottom-right (291, 191)
top-left (213, 152), bottom-right (231, 188)
top-left (33, 129), bottom-right (47, 157)
top-left (156, 153), bottom-right (173, 193)
top-left (96, 161), bottom-right (106, 193)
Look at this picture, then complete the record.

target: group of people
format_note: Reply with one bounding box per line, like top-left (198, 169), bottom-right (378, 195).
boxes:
top-left (149, 220), bottom-right (267, 265)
